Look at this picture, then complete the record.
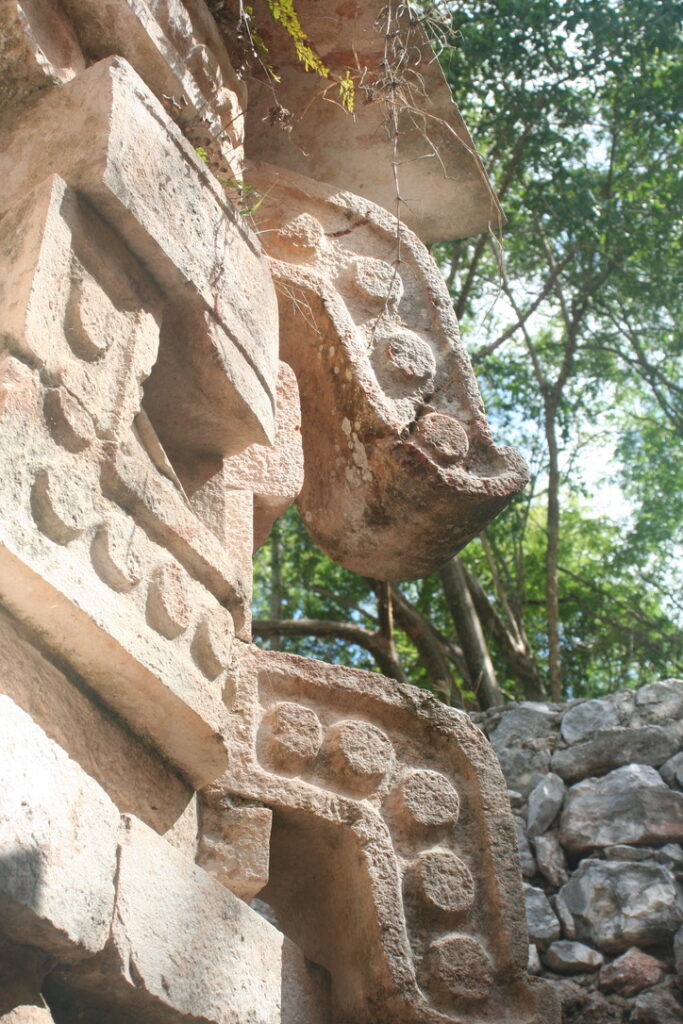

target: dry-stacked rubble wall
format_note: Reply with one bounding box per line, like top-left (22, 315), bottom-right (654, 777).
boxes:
top-left (471, 680), bottom-right (683, 1024)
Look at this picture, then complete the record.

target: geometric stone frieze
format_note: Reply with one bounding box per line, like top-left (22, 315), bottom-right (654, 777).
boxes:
top-left (0, 354), bottom-right (230, 789)
top-left (248, 162), bottom-right (529, 581)
top-left (0, 55), bottom-right (278, 459)
top-left (211, 645), bottom-right (558, 1023)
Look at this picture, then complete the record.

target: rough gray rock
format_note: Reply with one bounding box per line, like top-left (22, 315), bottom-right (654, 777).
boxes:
top-left (556, 980), bottom-right (626, 1024)
top-left (560, 699), bottom-right (619, 745)
top-left (550, 724), bottom-right (683, 783)
top-left (559, 859), bottom-right (683, 953)
top-left (630, 980), bottom-right (683, 1024)
top-left (543, 940), bottom-right (603, 974)
top-left (497, 743), bottom-right (551, 797)
top-left (535, 834), bottom-right (569, 888)
top-left (489, 703), bottom-right (559, 750)
top-left (659, 751), bottom-right (683, 790)
top-left (633, 679), bottom-right (683, 726)
top-left (524, 884), bottom-right (561, 949)
top-left (674, 924), bottom-right (683, 979)
top-left (514, 817), bottom-right (537, 879)
top-left (559, 763), bottom-right (683, 852)
top-left (604, 845), bottom-right (653, 861)
top-left (551, 892), bottom-right (576, 940)
top-left (527, 773), bottom-right (566, 837)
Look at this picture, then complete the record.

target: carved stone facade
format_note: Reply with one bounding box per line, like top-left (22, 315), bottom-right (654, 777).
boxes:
top-left (0, 3), bottom-right (556, 1022)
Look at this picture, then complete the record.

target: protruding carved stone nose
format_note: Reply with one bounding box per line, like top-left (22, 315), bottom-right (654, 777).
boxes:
top-left (249, 162), bottom-right (529, 581)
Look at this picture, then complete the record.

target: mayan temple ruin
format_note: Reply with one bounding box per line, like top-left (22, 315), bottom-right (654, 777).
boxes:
top-left (0, 2), bottom-right (560, 1021)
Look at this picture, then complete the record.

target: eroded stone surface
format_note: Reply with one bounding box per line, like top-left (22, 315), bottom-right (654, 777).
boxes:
top-left (559, 764), bottom-right (683, 852)
top-left (47, 816), bottom-right (328, 1024)
top-left (249, 162), bottom-right (528, 581)
top-left (599, 948), bottom-right (665, 996)
top-left (0, 696), bottom-right (118, 959)
top-left (559, 859), bottom-right (683, 953)
top-left (212, 644), bottom-right (552, 1023)
top-left (240, 0), bottom-right (500, 242)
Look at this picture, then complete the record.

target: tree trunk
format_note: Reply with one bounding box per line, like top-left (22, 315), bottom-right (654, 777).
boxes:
top-left (390, 585), bottom-right (466, 707)
top-left (252, 618), bottom-right (407, 683)
top-left (544, 406), bottom-right (562, 701)
top-left (463, 567), bottom-right (546, 701)
top-left (269, 519), bottom-right (283, 651)
top-left (439, 558), bottom-right (505, 708)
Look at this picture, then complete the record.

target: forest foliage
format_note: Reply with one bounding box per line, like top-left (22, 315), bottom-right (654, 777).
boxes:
top-left (252, 0), bottom-right (683, 708)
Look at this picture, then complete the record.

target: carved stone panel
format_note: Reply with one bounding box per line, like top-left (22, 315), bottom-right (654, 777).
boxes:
top-left (248, 162), bottom-right (528, 580)
top-left (209, 645), bottom-right (558, 1023)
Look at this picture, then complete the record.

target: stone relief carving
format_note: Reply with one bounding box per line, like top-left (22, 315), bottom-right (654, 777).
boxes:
top-left (0, 2), bottom-right (559, 1022)
top-left (249, 162), bottom-right (529, 579)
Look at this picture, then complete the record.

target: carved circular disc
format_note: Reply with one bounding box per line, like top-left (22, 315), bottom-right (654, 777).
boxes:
top-left (31, 469), bottom-right (90, 545)
top-left (372, 329), bottom-right (436, 399)
top-left (146, 562), bottom-right (191, 639)
top-left (266, 702), bottom-right (324, 770)
top-left (192, 606), bottom-right (235, 679)
top-left (413, 412), bottom-right (469, 465)
top-left (410, 849), bottom-right (475, 914)
top-left (394, 770), bottom-right (460, 828)
top-left (325, 720), bottom-right (394, 793)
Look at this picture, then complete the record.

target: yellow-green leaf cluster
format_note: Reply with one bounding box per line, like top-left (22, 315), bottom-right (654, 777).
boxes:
top-left (265, 0), bottom-right (329, 77)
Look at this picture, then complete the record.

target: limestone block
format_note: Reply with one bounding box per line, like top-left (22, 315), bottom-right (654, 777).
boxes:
top-left (633, 678), bottom-right (683, 725)
top-left (241, 0), bottom-right (501, 242)
top-left (59, 0), bottom-right (246, 174)
top-left (197, 800), bottom-right (272, 901)
top-left (0, 55), bottom-right (278, 456)
top-left (0, 609), bottom-right (194, 838)
top-left (534, 834), bottom-right (569, 888)
top-left (221, 362), bottom-right (305, 549)
top-left (559, 764), bottom-right (683, 852)
top-left (514, 818), bottom-right (537, 879)
top-left (490, 703), bottom-right (559, 749)
top-left (551, 724), bottom-right (683, 782)
top-left (542, 941), bottom-right (603, 975)
top-left (0, 350), bottom-right (231, 787)
top-left (209, 644), bottom-right (558, 1023)
top-left (0, 1008), bottom-right (54, 1024)
top-left (249, 163), bottom-right (528, 581)
top-left (48, 816), bottom-right (330, 1024)
top-left (659, 751), bottom-right (683, 789)
top-left (0, 0), bottom-right (84, 110)
top-left (526, 773), bottom-right (566, 837)
top-left (599, 948), bottom-right (665, 997)
top-left (0, 696), bottom-right (118, 959)
top-left (524, 885), bottom-right (561, 950)
top-left (560, 699), bottom-right (619, 744)
top-left (0, 174), bottom-right (162, 444)
top-left (630, 980), bottom-right (683, 1024)
top-left (559, 860), bottom-right (683, 953)
top-left (496, 744), bottom-right (551, 797)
